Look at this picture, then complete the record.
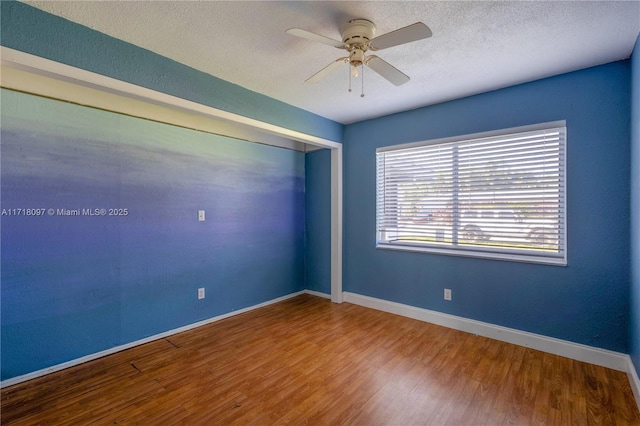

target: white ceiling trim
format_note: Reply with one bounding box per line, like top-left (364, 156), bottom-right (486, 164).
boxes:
top-left (0, 46), bottom-right (340, 151)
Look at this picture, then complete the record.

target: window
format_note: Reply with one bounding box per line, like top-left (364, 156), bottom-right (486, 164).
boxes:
top-left (376, 122), bottom-right (566, 265)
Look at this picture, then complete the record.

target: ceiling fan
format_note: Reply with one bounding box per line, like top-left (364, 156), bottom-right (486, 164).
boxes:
top-left (286, 19), bottom-right (432, 94)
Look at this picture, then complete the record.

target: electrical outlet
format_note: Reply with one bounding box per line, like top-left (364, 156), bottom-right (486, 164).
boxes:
top-left (198, 287), bottom-right (205, 300)
top-left (444, 288), bottom-right (452, 301)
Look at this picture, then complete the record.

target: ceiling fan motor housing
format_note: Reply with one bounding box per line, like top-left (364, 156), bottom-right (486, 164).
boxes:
top-left (341, 19), bottom-right (376, 48)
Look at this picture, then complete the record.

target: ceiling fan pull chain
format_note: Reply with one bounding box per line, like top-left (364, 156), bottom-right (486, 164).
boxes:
top-left (361, 65), bottom-right (365, 97)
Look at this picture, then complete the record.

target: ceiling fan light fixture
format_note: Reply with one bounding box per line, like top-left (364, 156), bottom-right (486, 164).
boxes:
top-left (348, 64), bottom-right (365, 97)
top-left (287, 18), bottom-right (432, 93)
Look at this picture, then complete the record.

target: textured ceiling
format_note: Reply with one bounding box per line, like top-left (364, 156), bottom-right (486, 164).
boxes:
top-left (23, 1), bottom-right (640, 125)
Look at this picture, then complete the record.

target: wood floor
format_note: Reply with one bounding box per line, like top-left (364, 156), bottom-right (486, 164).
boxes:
top-left (2, 294), bottom-right (639, 425)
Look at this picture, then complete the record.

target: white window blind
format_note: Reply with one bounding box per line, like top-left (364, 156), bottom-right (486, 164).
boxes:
top-left (376, 122), bottom-right (566, 265)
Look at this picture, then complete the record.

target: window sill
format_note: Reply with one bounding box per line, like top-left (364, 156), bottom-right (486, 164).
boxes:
top-left (376, 242), bottom-right (567, 266)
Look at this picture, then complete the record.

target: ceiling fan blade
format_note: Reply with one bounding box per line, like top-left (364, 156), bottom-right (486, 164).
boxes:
top-left (286, 28), bottom-right (345, 49)
top-left (306, 58), bottom-right (348, 83)
top-left (369, 22), bottom-right (432, 51)
top-left (365, 56), bottom-right (410, 86)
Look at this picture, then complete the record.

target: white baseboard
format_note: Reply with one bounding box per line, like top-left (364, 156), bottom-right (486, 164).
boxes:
top-left (0, 290), bottom-right (305, 389)
top-left (293, 294), bottom-right (640, 405)
top-left (343, 291), bottom-right (630, 372)
top-left (343, 291), bottom-right (640, 410)
top-left (304, 289), bottom-right (331, 299)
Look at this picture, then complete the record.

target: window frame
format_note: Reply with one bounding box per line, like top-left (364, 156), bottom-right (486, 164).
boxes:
top-left (376, 121), bottom-right (567, 266)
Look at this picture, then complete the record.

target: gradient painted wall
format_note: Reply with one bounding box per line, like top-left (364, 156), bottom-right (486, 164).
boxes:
top-left (1, 89), bottom-right (306, 380)
top-left (339, 61), bottom-right (631, 352)
top-left (630, 34), bottom-right (640, 373)
top-left (0, 1), bottom-right (343, 144)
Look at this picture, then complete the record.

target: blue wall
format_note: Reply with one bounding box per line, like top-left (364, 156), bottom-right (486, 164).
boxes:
top-left (0, 2), bottom-right (343, 144)
top-left (1, 89), bottom-right (306, 380)
top-left (341, 62), bottom-right (631, 352)
top-left (304, 149), bottom-right (332, 295)
top-left (631, 34), bottom-right (640, 373)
